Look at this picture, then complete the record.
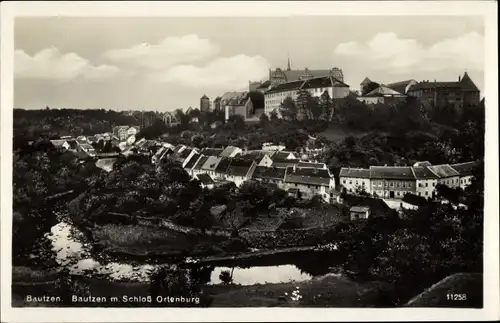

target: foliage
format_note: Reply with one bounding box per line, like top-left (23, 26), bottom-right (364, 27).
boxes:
top-left (337, 171), bottom-right (484, 305)
top-left (12, 140), bottom-right (103, 266)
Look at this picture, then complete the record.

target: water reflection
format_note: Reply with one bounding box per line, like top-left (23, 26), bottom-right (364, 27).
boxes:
top-left (209, 265), bottom-right (312, 285)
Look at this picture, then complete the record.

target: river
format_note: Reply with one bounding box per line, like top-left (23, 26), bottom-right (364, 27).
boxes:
top-left (47, 220), bottom-right (340, 285)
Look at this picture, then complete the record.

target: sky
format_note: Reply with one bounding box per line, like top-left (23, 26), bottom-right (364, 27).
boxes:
top-left (14, 16), bottom-right (485, 112)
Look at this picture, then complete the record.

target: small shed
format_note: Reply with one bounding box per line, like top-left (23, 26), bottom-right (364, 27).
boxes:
top-left (349, 206), bottom-right (371, 221)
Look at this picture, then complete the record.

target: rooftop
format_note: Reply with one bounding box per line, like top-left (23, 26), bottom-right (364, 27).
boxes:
top-left (284, 166), bottom-right (332, 187)
top-left (194, 155), bottom-right (209, 171)
top-left (200, 147), bottom-right (224, 157)
top-left (297, 161), bottom-right (327, 169)
top-left (384, 80), bottom-right (416, 94)
top-left (340, 167), bottom-right (371, 178)
top-left (220, 146), bottom-right (241, 158)
top-left (201, 156), bottom-right (222, 171)
top-left (196, 173), bottom-right (215, 185)
top-left (350, 206), bottom-right (370, 213)
top-left (402, 193), bottom-right (428, 207)
top-left (364, 85), bottom-right (407, 97)
top-left (252, 166), bottom-right (286, 181)
top-left (411, 166), bottom-right (440, 180)
top-left (427, 164), bottom-right (460, 178)
top-left (369, 166), bottom-right (415, 180)
top-left (271, 151), bottom-right (297, 160)
top-left (183, 152), bottom-right (202, 170)
top-left (450, 161), bottom-right (480, 177)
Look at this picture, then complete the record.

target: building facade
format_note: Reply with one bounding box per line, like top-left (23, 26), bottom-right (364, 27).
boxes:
top-left (225, 97), bottom-right (261, 122)
top-left (369, 166), bottom-right (417, 199)
top-left (264, 76), bottom-right (349, 116)
top-left (406, 72), bottom-right (481, 108)
top-left (339, 168), bottom-right (371, 194)
top-left (411, 166), bottom-right (439, 198)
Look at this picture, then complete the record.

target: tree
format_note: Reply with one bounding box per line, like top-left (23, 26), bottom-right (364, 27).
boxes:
top-left (319, 90), bottom-right (334, 121)
top-left (259, 113), bottom-right (269, 125)
top-left (227, 115), bottom-right (245, 132)
top-left (188, 198), bottom-right (214, 233)
top-left (223, 201), bottom-right (251, 237)
top-left (279, 97), bottom-right (298, 120)
top-left (270, 110), bottom-right (280, 122)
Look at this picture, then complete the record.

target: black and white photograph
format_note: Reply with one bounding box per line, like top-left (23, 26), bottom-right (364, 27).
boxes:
top-left (1, 1), bottom-right (498, 322)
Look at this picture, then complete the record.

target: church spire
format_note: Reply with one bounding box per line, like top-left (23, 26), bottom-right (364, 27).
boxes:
top-left (287, 52), bottom-right (291, 71)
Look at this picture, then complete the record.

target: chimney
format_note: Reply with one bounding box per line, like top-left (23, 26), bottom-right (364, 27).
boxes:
top-left (458, 75), bottom-right (461, 81)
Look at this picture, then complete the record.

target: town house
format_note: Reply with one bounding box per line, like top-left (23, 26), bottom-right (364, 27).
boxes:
top-left (369, 166), bottom-right (416, 199)
top-left (192, 155), bottom-right (209, 176)
top-left (284, 166), bottom-right (335, 202)
top-left (450, 161), bottom-right (479, 189)
top-left (251, 166), bottom-right (286, 189)
top-left (213, 157), bottom-right (232, 180)
top-left (193, 173), bottom-right (216, 189)
top-left (200, 156), bottom-right (222, 178)
top-left (339, 167), bottom-right (371, 194)
top-left (411, 166), bottom-right (439, 198)
top-left (223, 158), bottom-right (257, 187)
top-left (183, 153), bottom-right (202, 176)
top-left (427, 165), bottom-right (461, 189)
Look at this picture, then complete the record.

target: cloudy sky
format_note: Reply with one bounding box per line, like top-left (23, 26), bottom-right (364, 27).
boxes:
top-left (15, 16), bottom-right (484, 111)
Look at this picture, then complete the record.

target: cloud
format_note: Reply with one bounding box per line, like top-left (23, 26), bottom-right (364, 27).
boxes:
top-left (15, 47), bottom-right (120, 81)
top-left (149, 54), bottom-right (271, 89)
top-left (102, 34), bottom-right (220, 70)
top-left (334, 32), bottom-right (484, 73)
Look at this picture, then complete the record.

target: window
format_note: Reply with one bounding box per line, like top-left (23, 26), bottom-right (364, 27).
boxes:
top-left (425, 183), bottom-right (428, 187)
top-left (425, 191), bottom-right (428, 196)
top-left (349, 180), bottom-right (352, 184)
top-left (343, 179), bottom-right (346, 184)
top-left (418, 192), bottom-right (421, 196)
top-left (355, 180), bottom-right (358, 184)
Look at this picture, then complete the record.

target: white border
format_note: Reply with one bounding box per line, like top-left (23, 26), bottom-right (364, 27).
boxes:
top-left (1, 1), bottom-right (499, 322)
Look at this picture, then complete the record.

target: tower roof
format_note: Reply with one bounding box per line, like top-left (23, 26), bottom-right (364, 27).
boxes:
top-left (360, 77), bottom-right (372, 85)
top-left (460, 72), bottom-right (480, 91)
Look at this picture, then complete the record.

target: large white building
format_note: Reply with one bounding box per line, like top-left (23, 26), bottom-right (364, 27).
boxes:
top-left (264, 75), bottom-right (350, 116)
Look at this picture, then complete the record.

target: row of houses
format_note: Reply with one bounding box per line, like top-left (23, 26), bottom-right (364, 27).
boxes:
top-left (154, 143), bottom-right (337, 202)
top-left (339, 161), bottom-right (479, 199)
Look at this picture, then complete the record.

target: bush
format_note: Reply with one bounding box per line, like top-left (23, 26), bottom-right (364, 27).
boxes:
top-left (218, 237), bottom-right (249, 253)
